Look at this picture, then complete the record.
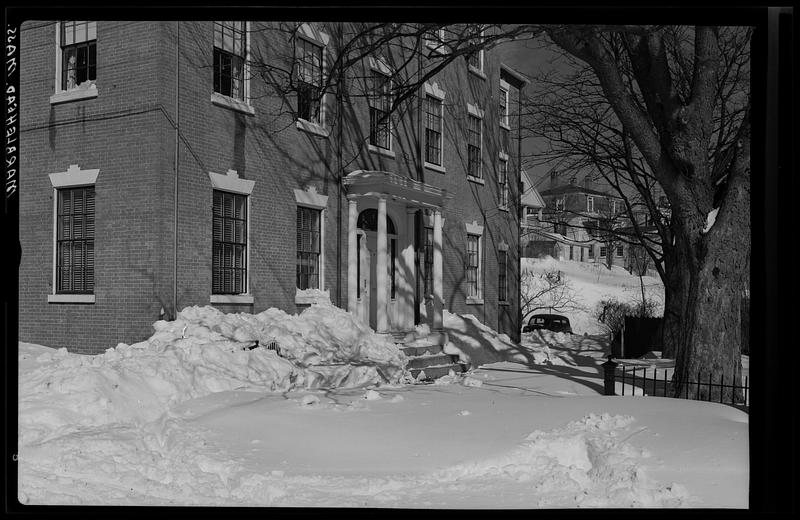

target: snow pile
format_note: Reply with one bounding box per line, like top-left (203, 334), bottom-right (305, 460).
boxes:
top-left (19, 303), bottom-right (407, 445)
top-left (432, 413), bottom-right (689, 508)
top-left (441, 311), bottom-right (519, 367)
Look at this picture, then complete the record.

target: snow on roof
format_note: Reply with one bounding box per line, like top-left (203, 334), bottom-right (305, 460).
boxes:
top-left (521, 170), bottom-right (546, 209)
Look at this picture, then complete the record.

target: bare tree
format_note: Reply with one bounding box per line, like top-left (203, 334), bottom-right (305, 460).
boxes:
top-left (520, 266), bottom-right (584, 323)
top-left (529, 25), bottom-right (751, 400)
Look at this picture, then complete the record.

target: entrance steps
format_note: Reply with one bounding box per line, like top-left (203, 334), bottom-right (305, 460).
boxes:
top-left (399, 340), bottom-right (469, 382)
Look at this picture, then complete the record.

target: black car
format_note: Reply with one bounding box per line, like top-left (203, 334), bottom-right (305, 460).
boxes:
top-left (523, 314), bottom-right (573, 334)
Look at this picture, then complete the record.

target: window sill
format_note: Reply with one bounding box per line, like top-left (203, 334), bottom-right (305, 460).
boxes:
top-left (425, 43), bottom-right (449, 56)
top-left (210, 294), bottom-right (254, 305)
top-left (468, 66), bottom-right (487, 80)
top-left (467, 175), bottom-right (485, 185)
top-left (50, 87), bottom-right (98, 105)
top-left (210, 93), bottom-right (255, 116)
top-left (295, 291), bottom-right (330, 305)
top-left (368, 144), bottom-right (396, 159)
top-left (500, 121), bottom-right (512, 131)
top-left (466, 297), bottom-right (484, 305)
top-left (498, 301), bottom-right (511, 306)
top-left (424, 161), bottom-right (446, 174)
top-left (48, 294), bottom-right (95, 304)
top-left (296, 119), bottom-right (330, 138)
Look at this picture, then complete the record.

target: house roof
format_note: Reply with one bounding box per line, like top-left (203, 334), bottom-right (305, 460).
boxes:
top-left (539, 184), bottom-right (617, 198)
top-left (520, 170), bottom-right (545, 209)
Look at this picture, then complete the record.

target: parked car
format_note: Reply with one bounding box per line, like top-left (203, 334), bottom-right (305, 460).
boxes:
top-left (523, 314), bottom-right (573, 334)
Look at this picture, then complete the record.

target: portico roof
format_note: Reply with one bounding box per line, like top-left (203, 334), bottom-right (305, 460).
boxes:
top-left (344, 170), bottom-right (452, 209)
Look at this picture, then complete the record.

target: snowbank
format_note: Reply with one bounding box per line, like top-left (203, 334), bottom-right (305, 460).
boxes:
top-left (19, 303), bottom-right (407, 445)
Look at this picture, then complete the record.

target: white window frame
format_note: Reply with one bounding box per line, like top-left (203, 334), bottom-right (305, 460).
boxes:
top-left (295, 23), bottom-right (331, 137)
top-left (498, 151), bottom-right (509, 211)
top-left (467, 26), bottom-right (486, 78)
top-left (610, 199), bottom-right (618, 215)
top-left (424, 26), bottom-right (448, 54)
top-left (616, 245), bottom-right (624, 258)
top-left (50, 21), bottom-right (99, 105)
top-left (587, 195), bottom-right (595, 213)
top-left (466, 102), bottom-right (484, 184)
top-left (367, 57), bottom-right (395, 158)
top-left (465, 221), bottom-right (484, 304)
top-left (48, 164), bottom-right (99, 303)
top-left (600, 245), bottom-right (607, 258)
top-left (210, 21), bottom-right (255, 116)
top-left (423, 81), bottom-right (446, 173)
top-left (499, 79), bottom-right (511, 130)
top-left (555, 197), bottom-right (564, 211)
top-left (294, 186), bottom-right (329, 304)
top-left (208, 169), bottom-right (254, 304)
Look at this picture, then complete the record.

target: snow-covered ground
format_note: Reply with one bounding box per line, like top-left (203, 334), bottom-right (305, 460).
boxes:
top-left (17, 292), bottom-right (748, 508)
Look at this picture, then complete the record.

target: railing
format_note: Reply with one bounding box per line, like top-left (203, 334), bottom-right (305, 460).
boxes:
top-left (602, 356), bottom-right (749, 410)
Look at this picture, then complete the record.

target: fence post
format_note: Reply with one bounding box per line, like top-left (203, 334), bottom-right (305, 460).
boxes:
top-left (602, 355), bottom-right (618, 396)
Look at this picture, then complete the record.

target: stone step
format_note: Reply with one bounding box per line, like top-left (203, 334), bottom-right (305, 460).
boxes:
top-left (410, 363), bottom-right (469, 381)
top-left (401, 343), bottom-right (444, 357)
top-left (406, 353), bottom-right (459, 370)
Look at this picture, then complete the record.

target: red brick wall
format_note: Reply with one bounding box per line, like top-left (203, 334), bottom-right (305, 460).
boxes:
top-left (19, 21), bottom-right (174, 353)
top-left (19, 21), bottom-right (521, 353)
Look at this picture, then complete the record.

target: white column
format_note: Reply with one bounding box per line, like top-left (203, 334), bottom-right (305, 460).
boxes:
top-left (432, 208), bottom-right (443, 331)
top-left (347, 198), bottom-right (358, 313)
top-left (403, 207), bottom-right (417, 332)
top-left (376, 197), bottom-right (389, 333)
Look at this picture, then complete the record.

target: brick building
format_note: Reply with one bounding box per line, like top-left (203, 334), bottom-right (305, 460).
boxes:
top-left (19, 21), bottom-right (526, 354)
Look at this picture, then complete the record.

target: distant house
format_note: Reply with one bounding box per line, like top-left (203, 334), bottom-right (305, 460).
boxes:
top-left (524, 172), bottom-right (627, 265)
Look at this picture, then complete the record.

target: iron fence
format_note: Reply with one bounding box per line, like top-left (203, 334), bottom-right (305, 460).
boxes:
top-left (602, 356), bottom-right (749, 410)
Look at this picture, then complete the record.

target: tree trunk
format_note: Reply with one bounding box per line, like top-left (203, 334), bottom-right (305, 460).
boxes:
top-left (668, 199), bottom-right (748, 402)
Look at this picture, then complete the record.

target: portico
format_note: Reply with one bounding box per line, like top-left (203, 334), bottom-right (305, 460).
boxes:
top-left (343, 170), bottom-right (450, 339)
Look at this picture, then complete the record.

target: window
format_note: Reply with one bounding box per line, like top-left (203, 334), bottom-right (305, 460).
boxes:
top-left (499, 85), bottom-right (509, 127)
top-left (424, 27), bottom-right (446, 51)
top-left (555, 198), bottom-right (564, 211)
top-left (467, 27), bottom-right (484, 73)
top-left (369, 69), bottom-right (392, 150)
top-left (588, 246), bottom-right (594, 259)
top-left (586, 195), bottom-right (595, 213)
top-left (56, 186), bottom-right (95, 294)
top-left (555, 221), bottom-right (567, 235)
top-left (212, 190), bottom-right (247, 294)
top-left (466, 234), bottom-right (481, 299)
top-left (423, 226), bottom-right (433, 297)
top-left (213, 21), bottom-right (246, 101)
top-left (498, 249), bottom-right (507, 302)
top-left (467, 114), bottom-right (482, 179)
top-left (498, 157), bottom-right (509, 208)
top-left (60, 21), bottom-right (96, 91)
top-left (569, 246), bottom-right (574, 260)
top-left (297, 206), bottom-right (322, 290)
top-left (296, 37), bottom-right (323, 124)
top-left (500, 127), bottom-right (510, 154)
top-left (424, 95), bottom-right (443, 166)
top-left (616, 245), bottom-right (624, 258)
top-left (610, 200), bottom-right (619, 215)
top-left (600, 246), bottom-right (607, 258)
